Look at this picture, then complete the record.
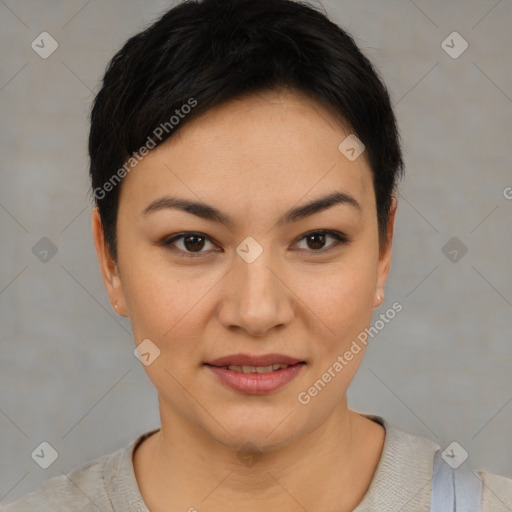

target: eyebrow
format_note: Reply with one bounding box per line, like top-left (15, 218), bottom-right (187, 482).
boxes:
top-left (141, 191), bottom-right (361, 229)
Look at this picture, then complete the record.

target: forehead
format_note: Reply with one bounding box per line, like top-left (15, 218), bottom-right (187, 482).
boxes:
top-left (118, 90), bottom-right (374, 219)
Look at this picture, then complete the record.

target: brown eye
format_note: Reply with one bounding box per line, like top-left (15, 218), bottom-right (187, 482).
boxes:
top-left (306, 233), bottom-right (327, 250)
top-left (182, 234), bottom-right (206, 252)
top-left (294, 230), bottom-right (349, 253)
top-left (160, 232), bottom-right (217, 257)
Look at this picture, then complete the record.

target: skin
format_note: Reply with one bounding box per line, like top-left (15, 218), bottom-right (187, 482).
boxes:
top-left (92, 89), bottom-right (397, 512)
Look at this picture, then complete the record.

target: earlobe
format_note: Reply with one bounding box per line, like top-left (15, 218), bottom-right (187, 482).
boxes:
top-left (91, 207), bottom-right (128, 317)
top-left (373, 287), bottom-right (385, 309)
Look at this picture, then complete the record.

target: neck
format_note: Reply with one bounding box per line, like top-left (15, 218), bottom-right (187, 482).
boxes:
top-left (133, 398), bottom-right (384, 512)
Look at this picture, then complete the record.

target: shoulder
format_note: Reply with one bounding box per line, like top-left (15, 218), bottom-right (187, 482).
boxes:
top-left (357, 414), bottom-right (512, 511)
top-left (355, 414), bottom-right (441, 510)
top-left (0, 429), bottom-right (155, 512)
top-left (1, 450), bottom-right (115, 512)
top-left (479, 470), bottom-right (512, 511)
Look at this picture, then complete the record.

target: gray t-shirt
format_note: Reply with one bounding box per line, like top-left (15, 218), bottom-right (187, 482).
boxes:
top-left (2, 414), bottom-right (511, 511)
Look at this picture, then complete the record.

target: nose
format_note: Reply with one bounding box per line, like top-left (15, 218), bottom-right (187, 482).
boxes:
top-left (217, 247), bottom-right (295, 337)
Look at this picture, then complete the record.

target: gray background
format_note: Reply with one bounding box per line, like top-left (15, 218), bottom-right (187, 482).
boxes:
top-left (1, 0), bottom-right (511, 505)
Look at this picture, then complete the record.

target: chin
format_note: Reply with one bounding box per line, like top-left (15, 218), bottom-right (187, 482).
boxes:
top-left (205, 407), bottom-right (304, 453)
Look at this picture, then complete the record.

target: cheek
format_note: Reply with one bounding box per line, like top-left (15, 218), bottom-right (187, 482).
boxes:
top-left (295, 258), bottom-right (378, 329)
top-left (120, 257), bottom-right (220, 354)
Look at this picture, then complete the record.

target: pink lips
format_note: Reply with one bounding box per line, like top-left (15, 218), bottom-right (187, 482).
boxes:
top-left (204, 353), bottom-right (306, 395)
top-left (206, 353), bottom-right (304, 367)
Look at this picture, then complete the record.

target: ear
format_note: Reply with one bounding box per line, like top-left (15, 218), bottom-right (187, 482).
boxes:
top-left (373, 196), bottom-right (398, 309)
top-left (91, 207), bottom-right (128, 317)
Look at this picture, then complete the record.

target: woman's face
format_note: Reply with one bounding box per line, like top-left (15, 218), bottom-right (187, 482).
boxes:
top-left (93, 90), bottom-right (395, 451)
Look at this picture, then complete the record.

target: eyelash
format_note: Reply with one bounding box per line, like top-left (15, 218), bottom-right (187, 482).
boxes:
top-left (158, 230), bottom-right (350, 258)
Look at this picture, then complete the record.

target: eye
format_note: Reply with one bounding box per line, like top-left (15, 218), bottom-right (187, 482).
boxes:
top-left (159, 229), bottom-right (350, 258)
top-left (159, 232), bottom-right (218, 257)
top-left (293, 230), bottom-right (350, 253)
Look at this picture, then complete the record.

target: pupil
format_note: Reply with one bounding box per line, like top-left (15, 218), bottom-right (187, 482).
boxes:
top-left (184, 235), bottom-right (205, 252)
top-left (308, 233), bottom-right (325, 250)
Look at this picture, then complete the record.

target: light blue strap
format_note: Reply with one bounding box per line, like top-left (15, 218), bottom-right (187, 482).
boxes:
top-left (453, 460), bottom-right (483, 511)
top-left (430, 449), bottom-right (483, 512)
top-left (430, 449), bottom-right (455, 511)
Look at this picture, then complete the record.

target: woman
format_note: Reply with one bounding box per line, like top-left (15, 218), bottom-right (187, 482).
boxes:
top-left (3, 0), bottom-right (511, 510)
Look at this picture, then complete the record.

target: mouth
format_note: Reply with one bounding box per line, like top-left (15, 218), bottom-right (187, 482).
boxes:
top-left (208, 363), bottom-right (299, 374)
top-left (204, 354), bottom-right (306, 394)
top-left (205, 353), bottom-right (305, 368)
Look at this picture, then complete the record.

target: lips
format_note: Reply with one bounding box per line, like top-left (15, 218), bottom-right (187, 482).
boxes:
top-left (204, 353), bottom-right (306, 394)
top-left (205, 353), bottom-right (305, 368)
